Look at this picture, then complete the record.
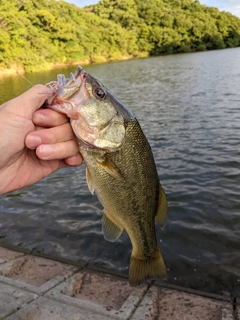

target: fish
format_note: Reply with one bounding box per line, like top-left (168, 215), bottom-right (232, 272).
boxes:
top-left (45, 66), bottom-right (168, 286)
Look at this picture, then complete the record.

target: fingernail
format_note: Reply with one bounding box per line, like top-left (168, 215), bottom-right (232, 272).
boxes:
top-left (39, 145), bottom-right (54, 157)
top-left (66, 155), bottom-right (76, 164)
top-left (33, 112), bottom-right (45, 125)
top-left (27, 135), bottom-right (42, 148)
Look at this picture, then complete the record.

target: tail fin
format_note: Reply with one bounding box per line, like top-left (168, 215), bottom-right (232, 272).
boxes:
top-left (129, 249), bottom-right (167, 287)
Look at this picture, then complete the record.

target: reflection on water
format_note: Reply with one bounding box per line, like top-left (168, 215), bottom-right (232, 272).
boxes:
top-left (1, 48), bottom-right (240, 296)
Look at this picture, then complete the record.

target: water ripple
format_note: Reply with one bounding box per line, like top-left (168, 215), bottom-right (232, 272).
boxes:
top-left (1, 48), bottom-right (240, 295)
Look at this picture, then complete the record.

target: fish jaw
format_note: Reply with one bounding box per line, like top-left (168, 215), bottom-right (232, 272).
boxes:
top-left (45, 66), bottom-right (88, 120)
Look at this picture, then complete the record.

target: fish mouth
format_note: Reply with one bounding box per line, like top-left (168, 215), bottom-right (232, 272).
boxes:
top-left (45, 66), bottom-right (88, 116)
top-left (63, 66), bottom-right (86, 92)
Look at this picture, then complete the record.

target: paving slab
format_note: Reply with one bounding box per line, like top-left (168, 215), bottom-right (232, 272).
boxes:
top-left (0, 245), bottom-right (236, 320)
top-left (0, 255), bottom-right (80, 295)
top-left (131, 286), bottom-right (233, 320)
top-left (0, 248), bottom-right (25, 265)
top-left (0, 282), bottom-right (37, 319)
top-left (45, 269), bottom-right (148, 320)
top-left (5, 297), bottom-right (110, 320)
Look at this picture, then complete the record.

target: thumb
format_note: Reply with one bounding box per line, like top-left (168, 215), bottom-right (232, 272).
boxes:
top-left (9, 84), bottom-right (52, 118)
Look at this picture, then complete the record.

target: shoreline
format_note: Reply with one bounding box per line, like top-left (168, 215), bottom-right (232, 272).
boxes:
top-left (1, 47), bottom-right (239, 77)
top-left (0, 60), bottom-right (91, 77)
top-left (0, 54), bottom-right (143, 77)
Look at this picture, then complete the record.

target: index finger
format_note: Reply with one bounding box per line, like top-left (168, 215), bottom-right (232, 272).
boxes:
top-left (33, 108), bottom-right (69, 127)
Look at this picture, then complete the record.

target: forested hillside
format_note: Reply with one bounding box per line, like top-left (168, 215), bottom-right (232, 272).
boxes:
top-left (1, 0), bottom-right (240, 72)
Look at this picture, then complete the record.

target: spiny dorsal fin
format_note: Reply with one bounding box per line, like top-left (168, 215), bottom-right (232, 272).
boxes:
top-left (86, 167), bottom-right (94, 195)
top-left (102, 210), bottom-right (123, 242)
top-left (155, 183), bottom-right (168, 229)
top-left (96, 156), bottom-right (124, 181)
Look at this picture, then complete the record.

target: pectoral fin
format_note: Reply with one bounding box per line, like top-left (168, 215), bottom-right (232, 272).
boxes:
top-left (102, 210), bottom-right (123, 242)
top-left (96, 156), bottom-right (124, 181)
top-left (155, 183), bottom-right (168, 229)
top-left (86, 167), bottom-right (94, 194)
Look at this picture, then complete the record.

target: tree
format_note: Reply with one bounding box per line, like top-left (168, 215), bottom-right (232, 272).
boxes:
top-left (1, 0), bottom-right (240, 72)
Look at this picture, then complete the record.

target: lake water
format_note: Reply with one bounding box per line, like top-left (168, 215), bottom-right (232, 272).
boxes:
top-left (0, 48), bottom-right (240, 296)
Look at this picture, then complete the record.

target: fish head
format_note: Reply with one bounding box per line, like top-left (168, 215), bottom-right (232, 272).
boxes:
top-left (45, 66), bottom-right (134, 151)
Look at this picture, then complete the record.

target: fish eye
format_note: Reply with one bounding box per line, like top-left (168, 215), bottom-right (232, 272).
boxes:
top-left (95, 88), bottom-right (106, 100)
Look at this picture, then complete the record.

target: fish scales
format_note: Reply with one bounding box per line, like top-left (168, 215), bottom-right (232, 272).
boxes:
top-left (80, 119), bottom-right (159, 258)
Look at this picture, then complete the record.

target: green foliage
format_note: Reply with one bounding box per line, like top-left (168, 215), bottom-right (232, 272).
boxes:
top-left (0, 0), bottom-right (240, 72)
top-left (94, 0), bottom-right (240, 55)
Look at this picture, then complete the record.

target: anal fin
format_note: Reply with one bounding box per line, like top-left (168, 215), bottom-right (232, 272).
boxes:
top-left (102, 210), bottom-right (123, 242)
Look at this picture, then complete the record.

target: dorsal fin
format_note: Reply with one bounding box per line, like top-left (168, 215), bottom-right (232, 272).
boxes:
top-left (155, 183), bottom-right (168, 229)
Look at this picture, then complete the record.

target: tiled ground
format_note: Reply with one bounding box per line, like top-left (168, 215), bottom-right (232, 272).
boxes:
top-left (0, 246), bottom-right (235, 320)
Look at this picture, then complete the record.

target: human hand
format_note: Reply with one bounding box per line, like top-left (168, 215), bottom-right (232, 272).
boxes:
top-left (0, 84), bottom-right (83, 195)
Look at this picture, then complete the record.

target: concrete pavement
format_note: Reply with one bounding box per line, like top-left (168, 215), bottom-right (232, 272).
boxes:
top-left (0, 245), bottom-right (237, 320)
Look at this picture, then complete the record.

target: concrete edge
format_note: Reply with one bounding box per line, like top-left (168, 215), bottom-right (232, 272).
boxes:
top-left (154, 280), bottom-right (232, 302)
top-left (0, 243), bottom-right (30, 254)
top-left (0, 243), bottom-right (233, 304)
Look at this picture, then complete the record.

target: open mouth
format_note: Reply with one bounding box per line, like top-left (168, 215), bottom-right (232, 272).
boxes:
top-left (65, 66), bottom-right (85, 87)
top-left (44, 66), bottom-right (88, 116)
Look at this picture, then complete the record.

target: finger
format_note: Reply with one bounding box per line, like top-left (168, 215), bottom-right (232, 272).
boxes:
top-left (33, 108), bottom-right (69, 127)
top-left (36, 140), bottom-right (81, 161)
top-left (12, 85), bottom-right (52, 118)
top-left (26, 122), bottom-right (75, 149)
top-left (65, 153), bottom-right (83, 166)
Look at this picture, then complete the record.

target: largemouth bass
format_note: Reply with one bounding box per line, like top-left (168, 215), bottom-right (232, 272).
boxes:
top-left (45, 66), bottom-right (168, 286)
